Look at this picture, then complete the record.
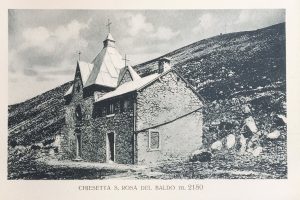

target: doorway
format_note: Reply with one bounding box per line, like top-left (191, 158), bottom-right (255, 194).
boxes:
top-left (107, 132), bottom-right (115, 162)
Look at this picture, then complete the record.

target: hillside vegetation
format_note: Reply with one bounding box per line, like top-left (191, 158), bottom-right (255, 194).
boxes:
top-left (135, 23), bottom-right (285, 101)
top-left (8, 82), bottom-right (72, 146)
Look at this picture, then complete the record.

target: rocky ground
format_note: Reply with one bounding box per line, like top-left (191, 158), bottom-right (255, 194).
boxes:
top-left (8, 149), bottom-right (284, 180)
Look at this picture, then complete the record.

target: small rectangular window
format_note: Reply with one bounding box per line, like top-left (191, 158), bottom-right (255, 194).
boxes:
top-left (109, 103), bottom-right (114, 114)
top-left (149, 130), bottom-right (160, 150)
top-left (120, 99), bottom-right (130, 112)
top-left (110, 103), bottom-right (114, 113)
top-left (124, 100), bottom-right (129, 111)
top-left (106, 102), bottom-right (115, 115)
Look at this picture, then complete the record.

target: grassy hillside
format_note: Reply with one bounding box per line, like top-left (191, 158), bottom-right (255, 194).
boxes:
top-left (8, 82), bottom-right (72, 146)
top-left (135, 23), bottom-right (285, 101)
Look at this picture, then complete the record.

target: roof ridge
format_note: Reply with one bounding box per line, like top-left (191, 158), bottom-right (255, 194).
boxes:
top-left (127, 65), bottom-right (141, 81)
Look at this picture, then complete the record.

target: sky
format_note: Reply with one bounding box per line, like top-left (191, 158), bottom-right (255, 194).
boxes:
top-left (8, 9), bottom-right (285, 105)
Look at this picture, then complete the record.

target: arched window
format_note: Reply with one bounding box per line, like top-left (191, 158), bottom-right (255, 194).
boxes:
top-left (75, 105), bottom-right (83, 121)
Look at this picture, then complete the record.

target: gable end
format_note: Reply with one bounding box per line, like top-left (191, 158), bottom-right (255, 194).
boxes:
top-left (135, 70), bottom-right (204, 131)
top-left (118, 68), bottom-right (133, 86)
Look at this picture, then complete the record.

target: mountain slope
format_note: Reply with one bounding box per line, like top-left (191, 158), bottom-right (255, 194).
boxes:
top-left (8, 82), bottom-right (72, 146)
top-left (135, 23), bottom-right (285, 101)
top-left (8, 23), bottom-right (286, 148)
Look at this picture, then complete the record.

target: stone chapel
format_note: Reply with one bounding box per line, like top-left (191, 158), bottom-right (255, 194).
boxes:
top-left (61, 25), bottom-right (204, 165)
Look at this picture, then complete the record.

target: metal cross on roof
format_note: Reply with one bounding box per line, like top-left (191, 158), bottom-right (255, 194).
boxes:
top-left (122, 54), bottom-right (130, 67)
top-left (106, 19), bottom-right (112, 33)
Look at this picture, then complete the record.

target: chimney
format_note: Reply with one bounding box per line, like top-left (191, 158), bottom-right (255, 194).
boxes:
top-left (158, 57), bottom-right (171, 73)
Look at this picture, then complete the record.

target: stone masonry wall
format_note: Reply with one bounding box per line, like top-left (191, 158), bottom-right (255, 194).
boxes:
top-left (136, 70), bottom-right (204, 164)
top-left (61, 68), bottom-right (135, 164)
top-left (119, 69), bottom-right (133, 85)
top-left (136, 71), bottom-right (203, 131)
top-left (60, 65), bottom-right (95, 160)
top-left (91, 95), bottom-right (135, 164)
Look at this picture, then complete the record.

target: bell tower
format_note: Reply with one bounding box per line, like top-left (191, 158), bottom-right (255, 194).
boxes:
top-left (103, 19), bottom-right (116, 48)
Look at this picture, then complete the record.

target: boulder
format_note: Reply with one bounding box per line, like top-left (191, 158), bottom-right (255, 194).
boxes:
top-left (277, 114), bottom-right (287, 123)
top-left (248, 134), bottom-right (259, 149)
top-left (252, 146), bottom-right (263, 156)
top-left (242, 104), bottom-right (251, 114)
top-left (267, 130), bottom-right (280, 139)
top-left (53, 135), bottom-right (61, 147)
top-left (14, 145), bottom-right (26, 152)
top-left (282, 102), bottom-right (287, 110)
top-left (14, 145), bottom-right (27, 156)
top-left (191, 149), bottom-right (203, 156)
top-left (239, 134), bottom-right (247, 154)
top-left (255, 130), bottom-right (262, 136)
top-left (211, 140), bottom-right (222, 151)
top-left (274, 114), bottom-right (287, 127)
top-left (49, 148), bottom-right (55, 156)
top-left (247, 140), bottom-right (254, 149)
top-left (247, 147), bottom-right (254, 153)
top-left (190, 150), bottom-right (212, 162)
top-left (250, 134), bottom-right (260, 142)
top-left (211, 120), bottom-right (220, 126)
top-left (239, 97), bottom-right (247, 103)
top-left (226, 134), bottom-right (236, 149)
top-left (244, 116), bottom-right (258, 133)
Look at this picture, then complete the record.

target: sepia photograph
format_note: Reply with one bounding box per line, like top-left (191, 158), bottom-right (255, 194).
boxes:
top-left (7, 9), bottom-right (287, 180)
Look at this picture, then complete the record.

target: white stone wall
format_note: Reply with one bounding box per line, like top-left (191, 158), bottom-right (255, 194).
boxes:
top-left (136, 70), bottom-right (204, 164)
top-left (137, 110), bottom-right (203, 165)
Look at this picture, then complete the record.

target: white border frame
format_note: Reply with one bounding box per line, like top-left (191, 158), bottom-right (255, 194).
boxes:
top-left (1, 2), bottom-right (300, 200)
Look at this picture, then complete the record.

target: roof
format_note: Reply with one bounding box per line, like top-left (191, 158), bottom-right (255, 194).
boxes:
top-left (118, 65), bottom-right (141, 85)
top-left (65, 61), bottom-right (94, 96)
top-left (64, 32), bottom-right (205, 104)
top-left (127, 65), bottom-right (141, 81)
top-left (65, 33), bottom-right (124, 96)
top-left (85, 39), bottom-right (124, 88)
top-left (105, 33), bottom-right (115, 41)
top-left (95, 73), bottom-right (159, 102)
top-left (78, 61), bottom-right (94, 85)
top-left (95, 68), bottom-right (206, 104)
top-left (65, 85), bottom-right (73, 96)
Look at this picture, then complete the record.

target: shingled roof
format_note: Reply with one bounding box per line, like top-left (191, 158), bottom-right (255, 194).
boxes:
top-left (94, 68), bottom-right (206, 104)
top-left (85, 34), bottom-right (124, 88)
top-left (65, 32), bottom-right (125, 96)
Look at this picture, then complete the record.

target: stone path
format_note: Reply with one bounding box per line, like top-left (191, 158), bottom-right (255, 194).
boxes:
top-left (42, 158), bottom-right (147, 171)
top-left (38, 158), bottom-right (166, 179)
top-left (37, 158), bottom-right (274, 179)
